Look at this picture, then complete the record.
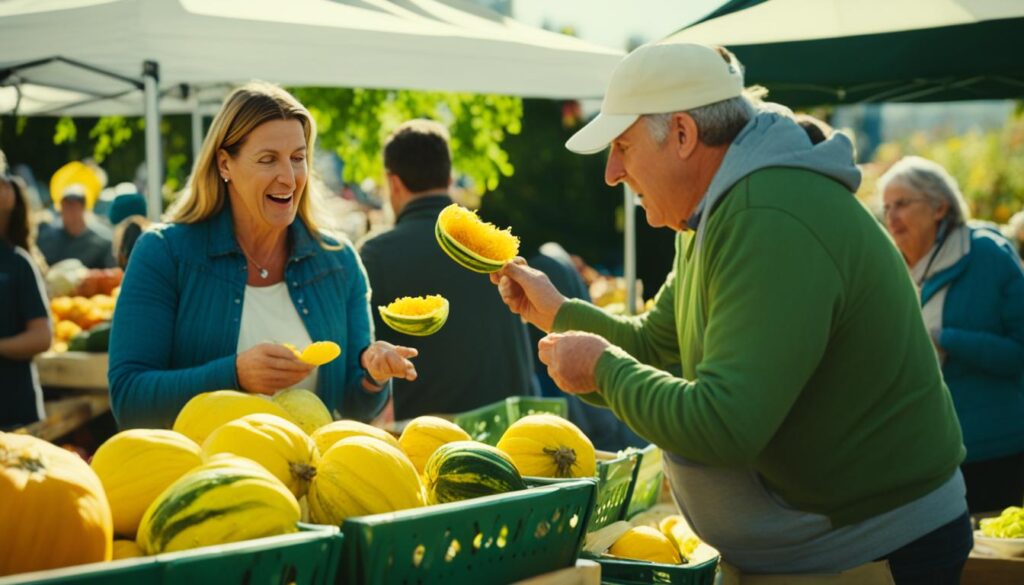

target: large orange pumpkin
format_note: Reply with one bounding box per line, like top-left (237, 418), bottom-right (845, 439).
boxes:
top-left (0, 433), bottom-right (113, 576)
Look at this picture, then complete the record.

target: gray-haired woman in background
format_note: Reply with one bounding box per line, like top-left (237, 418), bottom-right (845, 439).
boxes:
top-left (880, 155), bottom-right (1024, 513)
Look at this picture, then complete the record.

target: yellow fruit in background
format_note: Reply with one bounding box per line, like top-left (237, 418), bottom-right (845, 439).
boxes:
top-left (980, 506), bottom-right (1024, 538)
top-left (201, 413), bottom-right (318, 499)
top-left (659, 515), bottom-right (702, 560)
top-left (283, 341), bottom-right (341, 366)
top-left (497, 414), bottom-right (596, 478)
top-left (90, 429), bottom-right (202, 538)
top-left (272, 388), bottom-right (333, 434)
top-left (112, 540), bottom-right (145, 560)
top-left (608, 526), bottom-right (682, 565)
top-left (312, 420), bottom-right (400, 455)
top-left (398, 416), bottom-right (472, 474)
top-left (136, 455), bottom-right (299, 555)
top-left (172, 390), bottom-right (296, 445)
top-left (0, 433), bottom-right (113, 575)
top-left (308, 436), bottom-right (423, 526)
top-left (55, 319), bottom-right (82, 342)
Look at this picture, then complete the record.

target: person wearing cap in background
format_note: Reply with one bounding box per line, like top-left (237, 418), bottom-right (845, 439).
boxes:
top-left (37, 183), bottom-right (115, 269)
top-left (107, 189), bottom-right (149, 269)
top-left (490, 43), bottom-right (969, 583)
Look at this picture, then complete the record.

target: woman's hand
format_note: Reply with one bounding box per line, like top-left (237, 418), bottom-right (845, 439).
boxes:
top-left (236, 342), bottom-right (314, 395)
top-left (360, 341), bottom-right (418, 391)
top-left (489, 257), bottom-right (567, 333)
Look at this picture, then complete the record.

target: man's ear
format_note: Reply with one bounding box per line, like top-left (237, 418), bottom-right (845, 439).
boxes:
top-left (386, 172), bottom-right (406, 197)
top-left (673, 112), bottom-right (700, 160)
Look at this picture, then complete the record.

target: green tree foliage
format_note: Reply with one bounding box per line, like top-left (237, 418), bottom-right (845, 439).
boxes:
top-left (290, 87), bottom-right (522, 191)
top-left (863, 107), bottom-right (1024, 224)
top-left (479, 98), bottom-right (623, 266)
top-left (4, 88), bottom-right (522, 205)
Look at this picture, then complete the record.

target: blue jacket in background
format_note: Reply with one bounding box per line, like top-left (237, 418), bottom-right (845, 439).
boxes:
top-left (924, 226), bottom-right (1024, 462)
top-left (108, 204), bottom-right (388, 429)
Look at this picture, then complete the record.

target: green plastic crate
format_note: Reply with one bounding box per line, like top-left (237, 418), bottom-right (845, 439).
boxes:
top-left (625, 444), bottom-right (665, 519)
top-left (526, 450), bottom-right (639, 533)
top-left (0, 524), bottom-right (343, 585)
top-left (339, 479), bottom-right (596, 585)
top-left (453, 396), bottom-right (568, 445)
top-left (588, 555), bottom-right (718, 585)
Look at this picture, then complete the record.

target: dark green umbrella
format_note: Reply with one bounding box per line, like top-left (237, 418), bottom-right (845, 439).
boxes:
top-left (665, 0), bottom-right (1024, 107)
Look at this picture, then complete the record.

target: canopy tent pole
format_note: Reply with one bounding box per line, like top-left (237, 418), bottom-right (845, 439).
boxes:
top-left (624, 184), bottom-right (637, 315)
top-left (142, 60), bottom-right (162, 221)
top-left (190, 90), bottom-right (203, 165)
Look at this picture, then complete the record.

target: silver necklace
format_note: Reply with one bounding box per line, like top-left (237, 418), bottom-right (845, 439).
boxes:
top-left (237, 239), bottom-right (274, 279)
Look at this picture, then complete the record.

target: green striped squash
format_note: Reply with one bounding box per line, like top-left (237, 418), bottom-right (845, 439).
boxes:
top-left (423, 441), bottom-right (527, 505)
top-left (378, 295), bottom-right (449, 337)
top-left (434, 219), bottom-right (507, 274)
top-left (136, 455), bottom-right (300, 554)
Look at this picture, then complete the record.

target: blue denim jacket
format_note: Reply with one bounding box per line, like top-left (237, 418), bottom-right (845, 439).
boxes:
top-left (108, 204), bottom-right (389, 429)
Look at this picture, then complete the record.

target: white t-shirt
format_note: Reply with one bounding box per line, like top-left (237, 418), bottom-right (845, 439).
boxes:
top-left (236, 282), bottom-right (318, 392)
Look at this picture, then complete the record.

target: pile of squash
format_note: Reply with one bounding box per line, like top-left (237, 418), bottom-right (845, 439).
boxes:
top-left (0, 390), bottom-right (598, 578)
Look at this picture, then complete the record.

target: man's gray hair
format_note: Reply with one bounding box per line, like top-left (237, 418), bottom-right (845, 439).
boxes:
top-left (642, 94), bottom-right (756, 148)
top-left (877, 156), bottom-right (970, 227)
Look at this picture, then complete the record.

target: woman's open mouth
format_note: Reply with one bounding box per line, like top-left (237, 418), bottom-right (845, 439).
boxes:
top-left (266, 193), bottom-right (293, 206)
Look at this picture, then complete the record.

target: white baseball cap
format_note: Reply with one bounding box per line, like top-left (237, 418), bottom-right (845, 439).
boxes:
top-left (566, 42), bottom-right (745, 155)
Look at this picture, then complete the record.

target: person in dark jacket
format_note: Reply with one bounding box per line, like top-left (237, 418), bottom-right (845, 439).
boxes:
top-left (358, 119), bottom-right (538, 419)
top-left (0, 168), bottom-right (52, 429)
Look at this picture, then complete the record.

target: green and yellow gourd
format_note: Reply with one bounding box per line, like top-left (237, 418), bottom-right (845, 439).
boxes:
top-left (378, 295), bottom-right (449, 337)
top-left (434, 203), bottom-right (518, 274)
top-left (496, 414), bottom-right (596, 479)
top-left (423, 441), bottom-right (526, 505)
top-left (398, 416), bottom-right (473, 474)
top-left (172, 390), bottom-right (296, 445)
top-left (272, 388), bottom-right (333, 434)
top-left (136, 455), bottom-right (299, 555)
top-left (308, 436), bottom-right (423, 526)
top-left (201, 413), bottom-right (318, 499)
top-left (311, 419), bottom-right (400, 454)
top-left (90, 429), bottom-right (202, 538)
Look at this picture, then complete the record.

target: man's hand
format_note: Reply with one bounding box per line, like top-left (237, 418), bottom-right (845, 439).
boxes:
top-left (490, 257), bottom-right (567, 333)
top-left (237, 343), bottom-right (315, 395)
top-left (537, 331), bottom-right (610, 395)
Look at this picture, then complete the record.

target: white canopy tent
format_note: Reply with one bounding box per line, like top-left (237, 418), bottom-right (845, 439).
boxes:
top-left (0, 0), bottom-right (622, 219)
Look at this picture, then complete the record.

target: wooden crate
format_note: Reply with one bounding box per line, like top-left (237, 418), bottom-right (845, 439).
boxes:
top-left (34, 351), bottom-right (108, 392)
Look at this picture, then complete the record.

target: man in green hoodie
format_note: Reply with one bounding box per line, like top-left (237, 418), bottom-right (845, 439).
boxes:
top-left (491, 43), bottom-right (971, 583)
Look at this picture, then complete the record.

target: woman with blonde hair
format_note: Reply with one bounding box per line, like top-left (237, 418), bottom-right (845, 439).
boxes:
top-left (109, 81), bottom-right (417, 429)
top-left (880, 155), bottom-right (1024, 513)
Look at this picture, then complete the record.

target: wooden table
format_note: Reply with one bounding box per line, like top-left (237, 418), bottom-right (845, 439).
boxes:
top-left (963, 553), bottom-right (1024, 585)
top-left (16, 394), bottom-right (110, 442)
top-left (18, 351), bottom-right (111, 442)
top-left (34, 351), bottom-right (109, 391)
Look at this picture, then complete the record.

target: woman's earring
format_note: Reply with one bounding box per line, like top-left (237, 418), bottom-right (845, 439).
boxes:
top-left (223, 177), bottom-right (229, 183)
